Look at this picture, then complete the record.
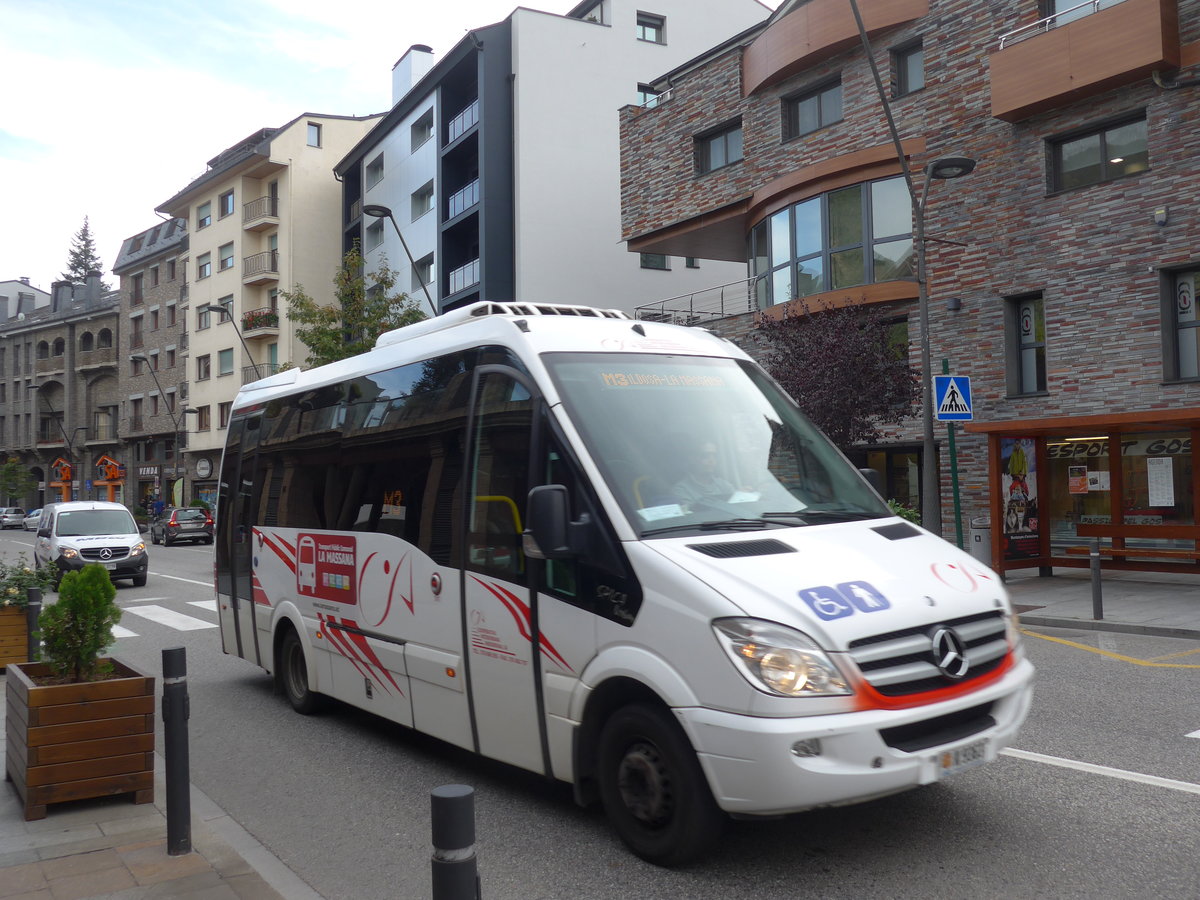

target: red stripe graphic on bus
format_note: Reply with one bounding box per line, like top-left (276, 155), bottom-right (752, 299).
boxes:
top-left (257, 530), bottom-right (297, 574)
top-left (251, 572), bottom-right (271, 606)
top-left (318, 615), bottom-right (379, 688)
top-left (361, 551), bottom-right (415, 628)
top-left (469, 576), bottom-right (574, 672)
top-left (317, 614), bottom-right (405, 697)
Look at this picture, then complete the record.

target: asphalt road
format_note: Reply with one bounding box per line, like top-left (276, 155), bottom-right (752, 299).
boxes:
top-left (5, 531), bottom-right (1199, 899)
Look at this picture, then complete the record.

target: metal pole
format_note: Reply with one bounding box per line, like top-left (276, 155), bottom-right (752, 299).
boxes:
top-left (943, 360), bottom-right (964, 549)
top-left (161, 646), bottom-right (192, 855)
top-left (1089, 538), bottom-right (1104, 620)
top-left (25, 587), bottom-right (41, 661)
top-left (431, 784), bottom-right (479, 900)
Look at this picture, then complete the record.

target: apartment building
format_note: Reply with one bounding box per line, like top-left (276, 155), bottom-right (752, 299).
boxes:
top-left (620, 0), bottom-right (1200, 574)
top-left (0, 273), bottom-right (120, 507)
top-left (113, 219), bottom-right (189, 509)
top-left (335, 0), bottom-right (772, 315)
top-left (0, 278), bottom-right (50, 320)
top-left (156, 113), bottom-right (382, 501)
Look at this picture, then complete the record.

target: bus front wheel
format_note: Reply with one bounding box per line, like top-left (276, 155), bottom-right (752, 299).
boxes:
top-left (596, 703), bottom-right (724, 866)
top-left (279, 629), bottom-right (324, 715)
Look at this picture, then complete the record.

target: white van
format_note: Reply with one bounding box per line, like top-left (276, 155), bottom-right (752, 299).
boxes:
top-left (214, 302), bottom-right (1034, 864)
top-left (35, 500), bottom-right (149, 588)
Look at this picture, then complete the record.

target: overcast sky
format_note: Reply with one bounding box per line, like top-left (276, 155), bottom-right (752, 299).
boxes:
top-left (0, 0), bottom-right (776, 293)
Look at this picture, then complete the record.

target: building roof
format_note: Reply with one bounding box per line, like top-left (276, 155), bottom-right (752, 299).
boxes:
top-left (112, 219), bottom-right (188, 274)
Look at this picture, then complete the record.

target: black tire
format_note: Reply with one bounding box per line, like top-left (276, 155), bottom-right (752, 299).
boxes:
top-left (150, 530), bottom-right (160, 545)
top-left (163, 536), bottom-right (173, 547)
top-left (279, 628), bottom-right (324, 714)
top-left (205, 536), bottom-right (214, 545)
top-left (596, 704), bottom-right (725, 866)
top-left (131, 572), bottom-right (147, 587)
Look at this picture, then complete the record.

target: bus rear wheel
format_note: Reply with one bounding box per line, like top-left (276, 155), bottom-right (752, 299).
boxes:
top-left (596, 704), bottom-right (724, 866)
top-left (279, 629), bottom-right (324, 714)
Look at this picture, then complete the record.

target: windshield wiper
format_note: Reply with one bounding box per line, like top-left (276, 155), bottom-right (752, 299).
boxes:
top-left (641, 518), bottom-right (786, 537)
top-left (761, 509), bottom-right (884, 524)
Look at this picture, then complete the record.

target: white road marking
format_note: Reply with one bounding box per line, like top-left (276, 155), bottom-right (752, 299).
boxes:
top-left (1002, 748), bottom-right (1200, 795)
top-left (111, 625), bottom-right (138, 639)
top-left (189, 600), bottom-right (217, 612)
top-left (123, 604), bottom-right (217, 631)
top-left (148, 572), bottom-right (213, 587)
top-left (1186, 729), bottom-right (1200, 739)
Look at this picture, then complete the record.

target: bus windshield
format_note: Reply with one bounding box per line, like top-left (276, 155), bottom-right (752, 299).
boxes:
top-left (542, 352), bottom-right (889, 538)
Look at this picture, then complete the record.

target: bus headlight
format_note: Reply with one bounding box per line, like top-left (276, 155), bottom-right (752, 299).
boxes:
top-left (713, 618), bottom-right (850, 697)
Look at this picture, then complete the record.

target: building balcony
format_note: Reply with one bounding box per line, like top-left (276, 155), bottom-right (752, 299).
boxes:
top-left (742, 0), bottom-right (928, 96)
top-left (78, 346), bottom-right (117, 371)
top-left (448, 258), bottom-right (480, 295)
top-left (243, 195), bottom-right (280, 232)
top-left (243, 362), bottom-right (283, 384)
top-left (447, 99), bottom-right (479, 144)
top-left (448, 179), bottom-right (480, 219)
top-left (243, 250), bottom-right (279, 285)
top-left (989, 0), bottom-right (1180, 122)
top-left (35, 357), bottom-right (66, 376)
top-left (128, 416), bottom-right (145, 434)
top-left (241, 307), bottom-right (280, 340)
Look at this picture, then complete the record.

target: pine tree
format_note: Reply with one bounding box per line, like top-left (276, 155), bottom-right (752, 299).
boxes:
top-left (60, 216), bottom-right (110, 289)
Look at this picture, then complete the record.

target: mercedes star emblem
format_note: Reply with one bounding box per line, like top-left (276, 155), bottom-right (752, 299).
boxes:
top-left (99, 548), bottom-right (113, 560)
top-left (930, 627), bottom-right (970, 679)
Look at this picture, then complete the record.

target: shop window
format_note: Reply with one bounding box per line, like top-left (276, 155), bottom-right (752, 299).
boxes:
top-left (1006, 294), bottom-right (1046, 395)
top-left (1120, 432), bottom-right (1194, 530)
top-left (1045, 435), bottom-right (1111, 551)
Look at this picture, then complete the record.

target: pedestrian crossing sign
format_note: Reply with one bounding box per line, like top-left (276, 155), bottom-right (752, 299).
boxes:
top-left (934, 375), bottom-right (973, 421)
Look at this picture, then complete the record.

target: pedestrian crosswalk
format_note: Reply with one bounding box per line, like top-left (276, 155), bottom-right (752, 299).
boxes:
top-left (111, 599), bottom-right (218, 639)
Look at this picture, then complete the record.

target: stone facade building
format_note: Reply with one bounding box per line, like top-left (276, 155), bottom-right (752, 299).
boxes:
top-left (620, 0), bottom-right (1200, 574)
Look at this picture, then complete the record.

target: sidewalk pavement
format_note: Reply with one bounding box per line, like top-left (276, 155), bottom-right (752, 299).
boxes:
top-left (2, 567), bottom-right (1198, 899)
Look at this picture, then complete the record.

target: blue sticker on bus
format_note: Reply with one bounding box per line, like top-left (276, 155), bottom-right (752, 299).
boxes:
top-left (837, 581), bottom-right (890, 613)
top-left (798, 586), bottom-right (855, 620)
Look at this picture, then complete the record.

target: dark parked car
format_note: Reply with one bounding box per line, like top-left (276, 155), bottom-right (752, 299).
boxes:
top-left (150, 507), bottom-right (214, 546)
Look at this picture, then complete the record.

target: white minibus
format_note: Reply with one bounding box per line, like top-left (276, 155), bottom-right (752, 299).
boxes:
top-left (215, 301), bottom-right (1034, 864)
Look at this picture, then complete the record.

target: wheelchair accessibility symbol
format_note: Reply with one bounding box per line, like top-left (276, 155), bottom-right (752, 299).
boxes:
top-left (799, 581), bottom-right (891, 620)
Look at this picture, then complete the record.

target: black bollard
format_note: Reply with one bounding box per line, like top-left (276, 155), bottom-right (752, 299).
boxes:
top-left (161, 646), bottom-right (192, 855)
top-left (25, 587), bottom-right (41, 661)
top-left (1089, 538), bottom-right (1104, 620)
top-left (431, 784), bottom-right (480, 900)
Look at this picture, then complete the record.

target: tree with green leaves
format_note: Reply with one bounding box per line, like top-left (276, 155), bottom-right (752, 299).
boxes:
top-left (60, 216), bottom-right (110, 289)
top-left (281, 244), bottom-right (426, 368)
top-left (0, 457), bottom-right (38, 506)
top-left (750, 301), bottom-right (921, 451)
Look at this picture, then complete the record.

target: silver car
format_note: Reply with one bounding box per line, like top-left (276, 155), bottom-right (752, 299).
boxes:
top-left (22, 509), bottom-right (42, 531)
top-left (0, 507), bottom-right (25, 529)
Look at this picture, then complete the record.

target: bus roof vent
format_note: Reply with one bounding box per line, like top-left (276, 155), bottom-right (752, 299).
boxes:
top-left (375, 301), bottom-right (630, 349)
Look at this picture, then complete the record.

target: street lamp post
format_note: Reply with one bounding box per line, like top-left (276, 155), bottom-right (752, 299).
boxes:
top-left (214, 306), bottom-right (262, 380)
top-left (362, 204), bottom-right (438, 316)
top-left (28, 384), bottom-right (78, 501)
top-left (130, 355), bottom-right (196, 505)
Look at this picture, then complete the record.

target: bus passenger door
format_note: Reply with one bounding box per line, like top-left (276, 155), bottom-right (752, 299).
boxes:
top-left (462, 369), bottom-right (545, 773)
top-left (215, 413), bottom-right (264, 665)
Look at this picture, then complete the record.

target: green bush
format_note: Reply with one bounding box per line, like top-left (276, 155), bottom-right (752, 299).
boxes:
top-left (888, 498), bottom-right (921, 525)
top-left (38, 564), bottom-right (121, 682)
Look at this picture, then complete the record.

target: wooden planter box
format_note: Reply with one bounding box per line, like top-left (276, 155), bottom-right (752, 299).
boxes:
top-left (0, 605), bottom-right (30, 669)
top-left (4, 658), bottom-right (155, 821)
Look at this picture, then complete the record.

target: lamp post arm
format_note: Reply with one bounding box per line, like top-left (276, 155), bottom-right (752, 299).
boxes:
top-left (216, 308), bottom-right (262, 379)
top-left (382, 210), bottom-right (437, 317)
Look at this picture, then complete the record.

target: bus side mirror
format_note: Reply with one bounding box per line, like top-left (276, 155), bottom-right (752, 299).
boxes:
top-left (859, 467), bottom-right (883, 498)
top-left (524, 485), bottom-right (576, 560)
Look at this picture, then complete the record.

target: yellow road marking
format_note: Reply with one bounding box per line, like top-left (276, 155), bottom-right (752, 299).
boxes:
top-left (1148, 647), bottom-right (1200, 662)
top-left (1020, 628), bottom-right (1200, 668)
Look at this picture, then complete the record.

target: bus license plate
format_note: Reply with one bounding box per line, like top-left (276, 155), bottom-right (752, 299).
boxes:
top-left (935, 739), bottom-right (987, 779)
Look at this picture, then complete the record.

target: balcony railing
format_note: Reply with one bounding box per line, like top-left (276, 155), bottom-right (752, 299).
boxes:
top-left (243, 362), bottom-right (283, 384)
top-left (91, 418), bottom-right (117, 441)
top-left (633, 275), bottom-right (763, 325)
top-left (350, 198), bottom-right (362, 221)
top-left (243, 195), bottom-right (280, 229)
top-left (448, 179), bottom-right (480, 219)
top-left (449, 258), bottom-right (481, 295)
top-left (242, 307), bottom-right (280, 333)
top-left (129, 416), bottom-right (144, 433)
top-left (243, 250), bottom-right (279, 283)
top-left (447, 99), bottom-right (479, 143)
top-left (999, 0), bottom-right (1127, 47)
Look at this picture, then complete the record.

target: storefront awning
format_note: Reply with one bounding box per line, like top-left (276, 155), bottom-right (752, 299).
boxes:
top-left (964, 407), bottom-right (1200, 438)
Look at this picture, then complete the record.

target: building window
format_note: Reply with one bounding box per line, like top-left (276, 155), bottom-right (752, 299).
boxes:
top-left (637, 84), bottom-right (662, 108)
top-left (218, 348), bottom-right (234, 376)
top-left (640, 253), bottom-right (670, 270)
top-left (197, 202), bottom-right (212, 230)
top-left (366, 220), bottom-right (385, 251)
top-left (893, 41), bottom-right (924, 97)
top-left (166, 347), bottom-right (176, 368)
top-left (167, 303), bottom-right (176, 326)
top-left (636, 12), bottom-right (665, 43)
top-left (411, 109), bottom-right (434, 151)
top-left (219, 243), bottom-right (234, 271)
top-left (150, 394), bottom-right (159, 416)
top-left (685, 257), bottom-right (700, 269)
top-left (748, 175), bottom-right (913, 305)
top-left (783, 79), bottom-right (843, 140)
top-left (197, 253), bottom-right (211, 280)
top-left (307, 122), bottom-right (322, 147)
top-left (1006, 294), bottom-right (1047, 395)
top-left (695, 121), bottom-right (742, 174)
top-left (366, 153), bottom-right (384, 188)
top-left (411, 181), bottom-right (435, 220)
top-left (413, 253), bottom-right (434, 293)
top-left (197, 354), bottom-right (211, 381)
top-left (150, 265), bottom-right (160, 287)
top-left (1050, 114), bottom-right (1148, 192)
top-left (196, 406), bottom-right (211, 430)
top-left (219, 190), bottom-right (235, 218)
top-left (130, 273), bottom-right (144, 305)
top-left (150, 309), bottom-right (159, 331)
top-left (198, 305), bottom-right (211, 330)
top-left (218, 295), bottom-right (234, 321)
top-left (1169, 271), bottom-right (1200, 381)
top-left (218, 401), bottom-right (232, 428)
top-left (130, 315), bottom-right (144, 349)
top-left (167, 259), bottom-right (176, 281)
